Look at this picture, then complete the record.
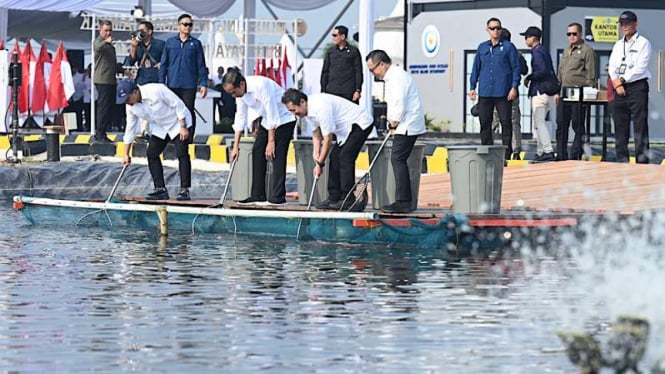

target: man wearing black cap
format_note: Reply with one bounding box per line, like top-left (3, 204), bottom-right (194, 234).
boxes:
top-left (468, 18), bottom-right (521, 161)
top-left (608, 10), bottom-right (652, 163)
top-left (119, 81), bottom-right (193, 201)
top-left (522, 26), bottom-right (556, 162)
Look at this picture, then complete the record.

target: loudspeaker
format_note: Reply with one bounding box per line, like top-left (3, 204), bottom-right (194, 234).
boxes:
top-left (66, 49), bottom-right (84, 72)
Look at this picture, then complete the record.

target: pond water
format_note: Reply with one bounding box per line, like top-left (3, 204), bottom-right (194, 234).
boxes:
top-left (1, 204), bottom-right (664, 372)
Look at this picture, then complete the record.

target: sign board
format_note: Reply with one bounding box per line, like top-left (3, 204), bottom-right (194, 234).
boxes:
top-left (585, 16), bottom-right (619, 43)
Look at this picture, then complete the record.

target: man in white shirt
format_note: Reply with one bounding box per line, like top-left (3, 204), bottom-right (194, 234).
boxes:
top-left (281, 89), bottom-right (374, 211)
top-left (608, 10), bottom-right (651, 164)
top-left (222, 70), bottom-right (297, 205)
top-left (69, 66), bottom-right (86, 131)
top-left (119, 80), bottom-right (193, 201)
top-left (365, 50), bottom-right (426, 214)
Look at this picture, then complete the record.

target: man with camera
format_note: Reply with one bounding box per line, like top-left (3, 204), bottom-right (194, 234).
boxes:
top-left (125, 21), bottom-right (165, 140)
top-left (126, 21), bottom-right (165, 85)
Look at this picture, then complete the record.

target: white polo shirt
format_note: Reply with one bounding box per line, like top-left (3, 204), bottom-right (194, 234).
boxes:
top-left (305, 93), bottom-right (374, 146)
top-left (124, 83), bottom-right (192, 144)
top-left (232, 75), bottom-right (295, 133)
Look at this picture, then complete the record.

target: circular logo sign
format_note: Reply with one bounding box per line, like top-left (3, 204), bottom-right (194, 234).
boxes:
top-left (421, 25), bottom-right (440, 58)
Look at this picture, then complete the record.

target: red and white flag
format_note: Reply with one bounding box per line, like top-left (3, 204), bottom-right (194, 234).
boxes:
top-left (19, 39), bottom-right (36, 115)
top-left (253, 57), bottom-right (261, 76)
top-left (281, 46), bottom-right (294, 89)
top-left (31, 40), bottom-right (51, 114)
top-left (274, 59), bottom-right (282, 87)
top-left (46, 41), bottom-right (74, 113)
top-left (267, 58), bottom-right (276, 81)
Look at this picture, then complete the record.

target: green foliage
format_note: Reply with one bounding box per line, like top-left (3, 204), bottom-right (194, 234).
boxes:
top-left (424, 113), bottom-right (451, 132)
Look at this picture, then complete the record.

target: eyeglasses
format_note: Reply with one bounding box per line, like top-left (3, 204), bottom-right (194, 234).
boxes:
top-left (331, 33), bottom-right (339, 37)
top-left (180, 22), bottom-right (193, 27)
top-left (487, 26), bottom-right (501, 31)
top-left (368, 62), bottom-right (382, 73)
top-left (566, 32), bottom-right (578, 36)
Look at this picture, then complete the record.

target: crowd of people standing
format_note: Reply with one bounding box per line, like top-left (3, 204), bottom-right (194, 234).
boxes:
top-left (470, 10), bottom-right (651, 164)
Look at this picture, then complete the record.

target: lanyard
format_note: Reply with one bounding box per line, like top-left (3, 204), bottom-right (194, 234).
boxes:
top-left (623, 34), bottom-right (638, 61)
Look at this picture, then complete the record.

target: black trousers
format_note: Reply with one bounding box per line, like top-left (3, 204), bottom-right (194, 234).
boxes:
top-left (478, 96), bottom-right (513, 159)
top-left (95, 83), bottom-right (116, 138)
top-left (146, 133), bottom-right (191, 189)
top-left (392, 133), bottom-right (419, 203)
top-left (556, 101), bottom-right (586, 160)
top-left (328, 124), bottom-right (373, 201)
top-left (613, 79), bottom-right (649, 163)
top-left (250, 120), bottom-right (297, 201)
top-left (170, 88), bottom-right (197, 141)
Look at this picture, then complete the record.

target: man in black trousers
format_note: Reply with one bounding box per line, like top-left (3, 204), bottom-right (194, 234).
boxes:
top-left (608, 10), bottom-right (652, 163)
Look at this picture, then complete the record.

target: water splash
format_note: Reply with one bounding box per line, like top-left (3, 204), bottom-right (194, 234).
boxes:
top-left (515, 211), bottom-right (665, 369)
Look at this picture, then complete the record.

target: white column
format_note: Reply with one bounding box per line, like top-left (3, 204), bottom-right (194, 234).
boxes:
top-left (358, 0), bottom-right (374, 112)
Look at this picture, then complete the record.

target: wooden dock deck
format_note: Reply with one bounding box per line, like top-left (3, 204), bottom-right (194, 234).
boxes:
top-left (418, 161), bottom-right (665, 214)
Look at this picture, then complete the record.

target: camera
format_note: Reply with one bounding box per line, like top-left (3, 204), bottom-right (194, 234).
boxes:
top-left (130, 30), bottom-right (146, 42)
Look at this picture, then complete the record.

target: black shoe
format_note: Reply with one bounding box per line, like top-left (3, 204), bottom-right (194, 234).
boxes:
top-left (534, 152), bottom-right (556, 162)
top-left (238, 196), bottom-right (266, 204)
top-left (316, 198), bottom-right (339, 209)
top-left (326, 200), bottom-right (345, 210)
top-left (95, 135), bottom-right (114, 143)
top-left (340, 199), bottom-right (365, 212)
top-left (512, 151), bottom-right (521, 160)
top-left (146, 187), bottom-right (169, 200)
top-left (268, 198), bottom-right (286, 205)
top-left (176, 189), bottom-right (190, 201)
top-left (381, 201), bottom-right (414, 214)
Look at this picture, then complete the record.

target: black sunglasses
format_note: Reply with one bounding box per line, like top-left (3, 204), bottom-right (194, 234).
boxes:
top-left (180, 22), bottom-right (193, 27)
top-left (332, 33), bottom-right (339, 37)
top-left (566, 32), bottom-right (578, 36)
top-left (487, 26), bottom-right (501, 31)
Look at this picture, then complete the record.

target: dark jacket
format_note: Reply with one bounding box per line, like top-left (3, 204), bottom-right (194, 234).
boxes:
top-left (320, 43), bottom-right (363, 99)
top-left (125, 38), bottom-right (166, 85)
top-left (527, 44), bottom-right (556, 97)
top-left (159, 35), bottom-right (208, 89)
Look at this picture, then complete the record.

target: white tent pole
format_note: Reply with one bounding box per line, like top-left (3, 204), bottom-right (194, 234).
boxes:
top-left (359, 0), bottom-right (374, 112)
top-left (90, 14), bottom-right (96, 137)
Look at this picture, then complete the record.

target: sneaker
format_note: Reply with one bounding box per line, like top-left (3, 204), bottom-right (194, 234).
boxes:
top-left (316, 198), bottom-right (339, 210)
top-left (176, 189), bottom-right (190, 201)
top-left (146, 187), bottom-right (169, 200)
top-left (381, 201), bottom-right (414, 214)
top-left (237, 196), bottom-right (266, 204)
top-left (534, 152), bottom-right (556, 162)
top-left (268, 198), bottom-right (286, 205)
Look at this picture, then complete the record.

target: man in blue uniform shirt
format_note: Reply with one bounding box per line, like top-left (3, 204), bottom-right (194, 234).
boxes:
top-left (159, 13), bottom-right (208, 140)
top-left (468, 17), bottom-right (521, 160)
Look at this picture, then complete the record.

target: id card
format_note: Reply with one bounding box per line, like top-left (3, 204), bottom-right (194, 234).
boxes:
top-left (619, 63), bottom-right (627, 74)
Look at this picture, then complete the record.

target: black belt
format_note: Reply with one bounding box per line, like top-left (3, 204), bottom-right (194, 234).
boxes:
top-left (624, 78), bottom-right (648, 86)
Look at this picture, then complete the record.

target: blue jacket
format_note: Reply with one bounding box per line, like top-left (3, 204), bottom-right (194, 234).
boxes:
top-left (124, 38), bottom-right (166, 85)
top-left (469, 39), bottom-right (521, 97)
top-left (159, 35), bottom-right (208, 89)
top-left (526, 44), bottom-right (555, 97)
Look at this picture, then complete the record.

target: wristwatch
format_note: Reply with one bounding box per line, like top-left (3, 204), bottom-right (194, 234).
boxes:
top-left (315, 159), bottom-right (325, 168)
